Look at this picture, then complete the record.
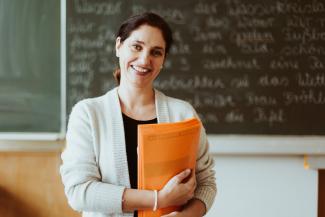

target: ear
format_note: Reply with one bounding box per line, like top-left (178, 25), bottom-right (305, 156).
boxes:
top-left (115, 37), bottom-right (121, 57)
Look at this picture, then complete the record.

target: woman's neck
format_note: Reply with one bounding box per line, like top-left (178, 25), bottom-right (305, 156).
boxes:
top-left (117, 85), bottom-right (156, 120)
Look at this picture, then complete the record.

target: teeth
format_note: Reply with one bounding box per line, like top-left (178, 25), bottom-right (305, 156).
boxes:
top-left (132, 65), bottom-right (150, 73)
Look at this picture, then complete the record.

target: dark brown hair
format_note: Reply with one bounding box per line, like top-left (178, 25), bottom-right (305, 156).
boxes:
top-left (113, 12), bottom-right (173, 84)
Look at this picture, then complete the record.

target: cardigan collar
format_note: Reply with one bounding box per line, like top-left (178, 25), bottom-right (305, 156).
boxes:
top-left (110, 87), bottom-right (170, 123)
top-left (154, 88), bottom-right (170, 123)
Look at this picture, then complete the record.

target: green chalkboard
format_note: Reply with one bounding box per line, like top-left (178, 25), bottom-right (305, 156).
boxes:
top-left (2, 0), bottom-right (325, 138)
top-left (67, 0), bottom-right (325, 135)
top-left (0, 0), bottom-right (61, 133)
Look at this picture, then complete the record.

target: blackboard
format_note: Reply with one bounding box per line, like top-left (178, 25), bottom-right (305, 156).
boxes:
top-left (67, 0), bottom-right (325, 135)
top-left (0, 0), bottom-right (62, 134)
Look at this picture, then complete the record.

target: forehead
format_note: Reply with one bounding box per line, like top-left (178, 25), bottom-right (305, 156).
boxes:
top-left (126, 25), bottom-right (166, 48)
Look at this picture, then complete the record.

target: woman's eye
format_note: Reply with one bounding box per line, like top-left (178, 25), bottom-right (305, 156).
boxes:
top-left (152, 50), bottom-right (163, 57)
top-left (132, 44), bottom-right (141, 51)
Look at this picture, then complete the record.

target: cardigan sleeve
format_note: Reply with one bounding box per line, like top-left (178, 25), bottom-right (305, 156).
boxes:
top-left (60, 100), bottom-right (125, 214)
top-left (186, 105), bottom-right (217, 213)
top-left (194, 125), bottom-right (217, 213)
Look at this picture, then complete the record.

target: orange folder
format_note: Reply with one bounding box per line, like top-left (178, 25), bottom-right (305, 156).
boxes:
top-left (137, 118), bottom-right (201, 217)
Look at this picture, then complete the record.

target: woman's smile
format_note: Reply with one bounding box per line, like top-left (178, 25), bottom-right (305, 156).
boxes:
top-left (131, 65), bottom-right (152, 75)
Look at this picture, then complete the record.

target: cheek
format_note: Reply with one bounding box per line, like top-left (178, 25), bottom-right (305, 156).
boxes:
top-left (119, 52), bottom-right (134, 67)
top-left (155, 59), bottom-right (164, 69)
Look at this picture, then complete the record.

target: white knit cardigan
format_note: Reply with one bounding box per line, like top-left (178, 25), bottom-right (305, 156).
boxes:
top-left (60, 87), bottom-right (216, 217)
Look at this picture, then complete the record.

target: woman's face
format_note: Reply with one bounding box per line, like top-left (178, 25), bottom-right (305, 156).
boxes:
top-left (116, 24), bottom-right (166, 89)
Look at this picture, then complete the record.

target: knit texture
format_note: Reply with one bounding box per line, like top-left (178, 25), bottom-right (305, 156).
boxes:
top-left (60, 87), bottom-right (216, 217)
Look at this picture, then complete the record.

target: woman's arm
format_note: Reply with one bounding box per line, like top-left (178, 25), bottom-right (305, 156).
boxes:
top-left (122, 169), bottom-right (195, 212)
top-left (61, 101), bottom-right (126, 213)
top-left (191, 129), bottom-right (217, 214)
top-left (181, 199), bottom-right (206, 217)
top-left (183, 107), bottom-right (217, 215)
top-left (161, 199), bottom-right (205, 217)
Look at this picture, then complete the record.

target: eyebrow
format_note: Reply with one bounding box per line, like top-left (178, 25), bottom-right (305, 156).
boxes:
top-left (133, 40), bottom-right (165, 52)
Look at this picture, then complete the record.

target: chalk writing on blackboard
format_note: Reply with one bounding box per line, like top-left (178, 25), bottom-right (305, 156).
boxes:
top-left (67, 0), bottom-right (325, 135)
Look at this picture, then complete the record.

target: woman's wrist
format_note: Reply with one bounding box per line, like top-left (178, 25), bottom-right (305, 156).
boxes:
top-left (157, 190), bottom-right (166, 209)
top-left (122, 188), bottom-right (159, 212)
top-left (153, 190), bottom-right (158, 211)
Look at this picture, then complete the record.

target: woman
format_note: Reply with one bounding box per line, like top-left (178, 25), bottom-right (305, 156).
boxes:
top-left (60, 12), bottom-right (216, 217)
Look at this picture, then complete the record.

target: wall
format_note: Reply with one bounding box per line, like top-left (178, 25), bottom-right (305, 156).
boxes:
top-left (206, 155), bottom-right (318, 217)
top-left (0, 146), bottom-right (319, 217)
top-left (0, 151), bottom-right (80, 217)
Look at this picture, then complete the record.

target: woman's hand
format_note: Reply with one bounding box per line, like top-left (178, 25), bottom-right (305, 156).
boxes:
top-left (161, 211), bottom-right (193, 217)
top-left (158, 169), bottom-right (196, 209)
top-left (161, 211), bottom-right (182, 217)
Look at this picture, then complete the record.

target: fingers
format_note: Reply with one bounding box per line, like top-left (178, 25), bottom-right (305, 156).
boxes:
top-left (161, 212), bottom-right (178, 217)
top-left (160, 169), bottom-right (196, 208)
top-left (185, 170), bottom-right (196, 186)
top-left (174, 169), bottom-right (191, 183)
top-left (184, 171), bottom-right (196, 198)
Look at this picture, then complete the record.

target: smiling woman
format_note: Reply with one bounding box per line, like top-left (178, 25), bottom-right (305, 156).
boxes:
top-left (60, 12), bottom-right (216, 217)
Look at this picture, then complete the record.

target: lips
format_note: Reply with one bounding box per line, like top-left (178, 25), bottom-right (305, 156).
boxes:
top-left (131, 65), bottom-right (151, 75)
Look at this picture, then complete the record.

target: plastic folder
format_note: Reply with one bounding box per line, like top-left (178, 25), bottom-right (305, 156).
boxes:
top-left (137, 118), bottom-right (201, 217)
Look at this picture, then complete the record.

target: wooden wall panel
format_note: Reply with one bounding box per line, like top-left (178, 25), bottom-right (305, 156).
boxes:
top-left (0, 152), bottom-right (80, 217)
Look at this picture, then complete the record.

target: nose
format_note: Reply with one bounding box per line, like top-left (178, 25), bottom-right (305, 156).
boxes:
top-left (138, 51), bottom-right (150, 65)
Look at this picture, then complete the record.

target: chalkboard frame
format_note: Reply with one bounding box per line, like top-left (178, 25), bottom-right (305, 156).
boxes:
top-left (0, 0), bottom-right (66, 141)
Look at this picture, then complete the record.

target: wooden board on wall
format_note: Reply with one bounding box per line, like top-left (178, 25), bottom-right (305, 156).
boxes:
top-left (0, 152), bottom-right (80, 217)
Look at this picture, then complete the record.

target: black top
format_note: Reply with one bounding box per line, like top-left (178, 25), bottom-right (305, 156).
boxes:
top-left (122, 113), bottom-right (157, 217)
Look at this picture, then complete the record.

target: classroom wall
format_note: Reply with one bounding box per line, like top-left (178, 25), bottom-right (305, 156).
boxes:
top-left (0, 148), bottom-right (318, 217)
top-left (0, 151), bottom-right (80, 217)
top-left (206, 155), bottom-right (318, 217)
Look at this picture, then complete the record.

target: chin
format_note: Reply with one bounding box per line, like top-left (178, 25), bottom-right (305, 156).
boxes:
top-left (131, 80), bottom-right (153, 89)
